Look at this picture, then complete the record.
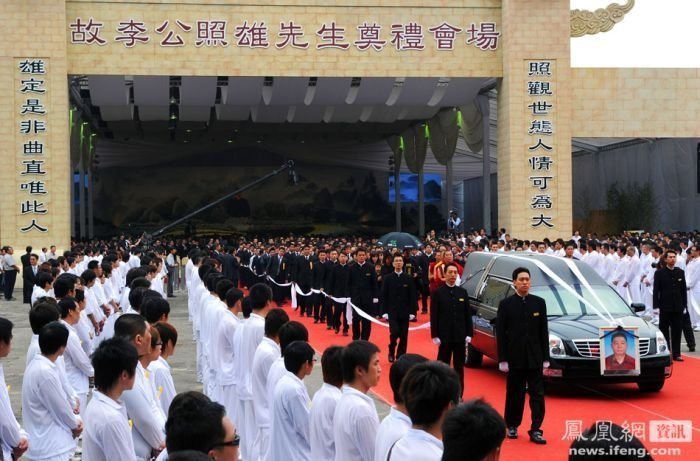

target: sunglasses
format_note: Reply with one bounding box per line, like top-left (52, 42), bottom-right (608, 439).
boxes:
top-left (212, 432), bottom-right (240, 449)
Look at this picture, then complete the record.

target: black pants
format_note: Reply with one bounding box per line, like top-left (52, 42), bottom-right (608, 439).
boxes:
top-left (505, 368), bottom-right (545, 431)
top-left (298, 284), bottom-right (312, 316)
top-left (437, 341), bottom-right (465, 395)
top-left (322, 298), bottom-right (333, 326)
top-left (351, 299), bottom-right (373, 340)
top-left (313, 292), bottom-right (324, 320)
top-left (3, 270), bottom-right (16, 300)
top-left (417, 279), bottom-right (430, 313)
top-left (389, 318), bottom-right (409, 358)
top-left (167, 266), bottom-right (176, 296)
top-left (660, 310), bottom-right (684, 358)
top-left (682, 310), bottom-right (696, 349)
top-left (23, 281), bottom-right (33, 304)
top-left (271, 279), bottom-right (286, 305)
top-left (332, 301), bottom-right (348, 332)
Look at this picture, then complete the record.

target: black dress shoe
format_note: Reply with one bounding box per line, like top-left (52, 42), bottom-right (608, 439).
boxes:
top-left (342, 330), bottom-right (349, 337)
top-left (673, 356), bottom-right (684, 362)
top-left (506, 427), bottom-right (518, 439)
top-left (327, 325), bottom-right (333, 330)
top-left (528, 430), bottom-right (547, 445)
top-left (388, 353), bottom-right (395, 363)
top-left (689, 345), bottom-right (696, 352)
top-left (314, 319), bottom-right (319, 324)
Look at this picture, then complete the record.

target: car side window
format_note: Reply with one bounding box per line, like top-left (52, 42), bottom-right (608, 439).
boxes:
top-left (479, 277), bottom-right (513, 307)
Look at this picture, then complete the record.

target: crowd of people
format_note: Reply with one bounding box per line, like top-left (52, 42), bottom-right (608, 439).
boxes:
top-left (1, 226), bottom-right (694, 460)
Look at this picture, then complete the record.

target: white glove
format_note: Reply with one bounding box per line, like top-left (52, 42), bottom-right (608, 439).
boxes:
top-left (465, 336), bottom-right (472, 345)
top-left (372, 298), bottom-right (379, 303)
top-left (409, 314), bottom-right (416, 320)
top-left (381, 314), bottom-right (389, 320)
top-left (432, 337), bottom-right (441, 345)
top-left (543, 361), bottom-right (550, 369)
top-left (498, 362), bottom-right (509, 373)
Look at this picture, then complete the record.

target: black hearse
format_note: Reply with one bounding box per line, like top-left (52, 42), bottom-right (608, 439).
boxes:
top-left (462, 252), bottom-right (672, 392)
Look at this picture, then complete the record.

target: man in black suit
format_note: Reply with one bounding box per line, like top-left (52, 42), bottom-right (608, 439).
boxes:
top-left (381, 254), bottom-right (417, 362)
top-left (496, 267), bottom-right (549, 445)
top-left (653, 249), bottom-right (687, 361)
top-left (349, 247), bottom-right (378, 340)
top-left (430, 262), bottom-right (473, 396)
top-left (414, 248), bottom-right (431, 314)
top-left (22, 253), bottom-right (39, 304)
top-left (294, 245), bottom-right (314, 317)
top-left (20, 246), bottom-right (32, 268)
top-left (312, 249), bottom-right (329, 323)
top-left (326, 251), bottom-right (351, 335)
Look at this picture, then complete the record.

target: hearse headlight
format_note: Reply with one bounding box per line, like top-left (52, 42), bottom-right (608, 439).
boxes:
top-left (656, 331), bottom-right (669, 355)
top-left (549, 334), bottom-right (566, 358)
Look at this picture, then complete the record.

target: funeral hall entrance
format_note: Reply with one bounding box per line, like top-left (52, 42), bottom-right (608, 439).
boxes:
top-left (69, 75), bottom-right (498, 237)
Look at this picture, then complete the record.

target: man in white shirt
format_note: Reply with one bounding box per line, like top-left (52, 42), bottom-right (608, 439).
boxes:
top-left (268, 341), bottom-right (315, 461)
top-left (116, 314), bottom-right (166, 461)
top-left (0, 317), bottom-right (29, 461)
top-left (83, 337), bottom-right (139, 461)
top-left (150, 322), bottom-right (178, 416)
top-left (233, 283), bottom-right (274, 461)
top-left (252, 308), bottom-right (290, 461)
top-left (374, 354), bottom-right (428, 461)
top-left (58, 297), bottom-right (95, 415)
top-left (22, 322), bottom-right (84, 461)
top-left (388, 361), bottom-right (461, 460)
top-left (441, 399), bottom-right (506, 461)
top-left (213, 288), bottom-right (244, 426)
top-left (310, 346), bottom-right (343, 460)
top-left (333, 340), bottom-right (381, 461)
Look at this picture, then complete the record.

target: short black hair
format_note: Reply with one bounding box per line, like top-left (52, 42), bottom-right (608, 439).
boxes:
top-left (279, 321), bottom-right (309, 354)
top-left (165, 391), bottom-right (226, 455)
top-left (215, 279), bottom-right (235, 301)
top-left (155, 322), bottom-right (178, 349)
top-left (39, 321), bottom-right (69, 355)
top-left (0, 317), bottom-right (13, 344)
top-left (225, 287), bottom-right (244, 308)
top-left (249, 283), bottom-right (273, 310)
top-left (568, 422), bottom-right (652, 460)
top-left (321, 346), bottom-right (344, 388)
top-left (128, 286), bottom-right (149, 313)
top-left (611, 331), bottom-right (628, 343)
top-left (264, 308), bottom-right (290, 338)
top-left (52, 274), bottom-right (76, 298)
top-left (205, 272), bottom-right (225, 293)
top-left (512, 267), bottom-right (530, 281)
top-left (35, 271), bottom-right (53, 289)
top-left (92, 337), bottom-right (138, 392)
top-left (126, 267), bottom-right (149, 288)
top-left (341, 340), bottom-right (380, 383)
top-left (115, 314), bottom-right (148, 341)
top-left (241, 296), bottom-right (252, 318)
top-left (29, 301), bottom-right (60, 334)
top-left (57, 297), bottom-right (79, 319)
top-left (130, 276), bottom-right (151, 290)
top-left (81, 269), bottom-right (97, 285)
top-left (142, 297), bottom-right (171, 324)
top-left (441, 399), bottom-right (506, 461)
top-left (283, 340), bottom-right (315, 375)
top-left (400, 361), bottom-right (460, 426)
top-left (389, 353), bottom-right (429, 404)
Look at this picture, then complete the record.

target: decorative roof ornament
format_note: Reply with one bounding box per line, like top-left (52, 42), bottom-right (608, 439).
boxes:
top-left (571, 0), bottom-right (635, 37)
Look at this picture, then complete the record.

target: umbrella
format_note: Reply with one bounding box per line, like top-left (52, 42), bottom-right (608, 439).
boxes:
top-left (376, 232), bottom-right (423, 249)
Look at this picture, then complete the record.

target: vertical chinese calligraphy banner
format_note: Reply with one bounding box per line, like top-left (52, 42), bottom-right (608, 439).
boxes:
top-left (0, 0), bottom-right (71, 257)
top-left (497, 0), bottom-right (572, 240)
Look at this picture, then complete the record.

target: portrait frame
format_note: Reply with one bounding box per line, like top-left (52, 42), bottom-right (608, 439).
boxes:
top-left (599, 326), bottom-right (640, 376)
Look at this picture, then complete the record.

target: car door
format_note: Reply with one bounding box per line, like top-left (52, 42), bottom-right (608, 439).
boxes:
top-left (472, 276), bottom-right (514, 359)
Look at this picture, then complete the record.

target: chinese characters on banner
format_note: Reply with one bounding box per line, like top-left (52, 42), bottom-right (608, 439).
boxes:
top-left (17, 59), bottom-right (49, 234)
top-left (526, 60), bottom-right (555, 229)
top-left (68, 17), bottom-right (501, 51)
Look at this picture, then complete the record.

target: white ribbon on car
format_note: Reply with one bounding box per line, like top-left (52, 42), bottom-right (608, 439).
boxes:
top-left (495, 254), bottom-right (619, 325)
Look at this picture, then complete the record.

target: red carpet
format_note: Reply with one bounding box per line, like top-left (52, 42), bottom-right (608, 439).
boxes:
top-left (279, 303), bottom-right (700, 460)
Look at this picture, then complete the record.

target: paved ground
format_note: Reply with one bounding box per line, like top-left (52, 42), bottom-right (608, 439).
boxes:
top-left (0, 288), bottom-right (391, 435)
